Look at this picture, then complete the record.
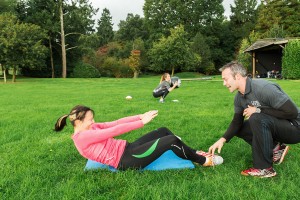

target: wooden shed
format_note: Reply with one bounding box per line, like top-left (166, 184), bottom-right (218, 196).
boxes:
top-left (244, 38), bottom-right (289, 78)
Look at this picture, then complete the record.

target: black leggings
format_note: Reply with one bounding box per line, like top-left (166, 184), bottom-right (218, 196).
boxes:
top-left (153, 89), bottom-right (169, 99)
top-left (118, 127), bottom-right (206, 170)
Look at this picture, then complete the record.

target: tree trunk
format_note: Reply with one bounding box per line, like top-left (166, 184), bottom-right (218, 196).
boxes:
top-left (60, 0), bottom-right (67, 78)
top-left (5, 68), bottom-right (9, 77)
top-left (2, 66), bottom-right (7, 83)
top-left (49, 37), bottom-right (55, 78)
top-left (3, 69), bottom-right (6, 83)
top-left (12, 68), bottom-right (16, 82)
top-left (171, 67), bottom-right (175, 76)
top-left (133, 71), bottom-right (139, 78)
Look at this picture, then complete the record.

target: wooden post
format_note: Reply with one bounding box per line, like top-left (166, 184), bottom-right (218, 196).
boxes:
top-left (252, 52), bottom-right (256, 78)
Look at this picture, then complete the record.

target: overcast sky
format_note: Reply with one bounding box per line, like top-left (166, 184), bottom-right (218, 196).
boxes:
top-left (89, 0), bottom-right (235, 30)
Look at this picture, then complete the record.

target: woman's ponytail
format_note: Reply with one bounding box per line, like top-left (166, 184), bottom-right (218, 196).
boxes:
top-left (160, 73), bottom-right (169, 83)
top-left (54, 114), bottom-right (69, 132)
top-left (54, 105), bottom-right (94, 132)
top-left (159, 75), bottom-right (164, 84)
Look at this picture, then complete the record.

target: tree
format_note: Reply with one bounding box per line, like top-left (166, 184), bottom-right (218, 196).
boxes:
top-left (191, 33), bottom-right (213, 74)
top-left (57, 0), bottom-right (98, 77)
top-left (59, 0), bottom-right (68, 78)
top-left (266, 23), bottom-right (286, 38)
top-left (97, 8), bottom-right (114, 47)
top-left (144, 0), bottom-right (224, 39)
top-left (115, 13), bottom-right (148, 42)
top-left (144, 0), bottom-right (228, 69)
top-left (282, 39), bottom-right (300, 79)
top-left (132, 38), bottom-right (149, 73)
top-left (0, 13), bottom-right (48, 82)
top-left (229, 0), bottom-right (258, 51)
top-left (256, 0), bottom-right (300, 37)
top-left (78, 33), bottom-right (100, 57)
top-left (237, 31), bottom-right (260, 71)
top-left (15, 0), bottom-right (98, 78)
top-left (0, 0), bottom-right (17, 13)
top-left (125, 38), bottom-right (147, 78)
top-left (15, 0), bottom-right (60, 78)
top-left (128, 50), bottom-right (141, 78)
top-left (148, 25), bottom-right (200, 75)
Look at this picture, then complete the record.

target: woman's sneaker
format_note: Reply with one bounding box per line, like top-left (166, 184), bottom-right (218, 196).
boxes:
top-left (196, 151), bottom-right (224, 167)
top-left (241, 167), bottom-right (276, 178)
top-left (273, 143), bottom-right (290, 165)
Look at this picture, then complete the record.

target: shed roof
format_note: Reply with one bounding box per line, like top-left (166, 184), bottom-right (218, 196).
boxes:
top-left (244, 38), bottom-right (288, 52)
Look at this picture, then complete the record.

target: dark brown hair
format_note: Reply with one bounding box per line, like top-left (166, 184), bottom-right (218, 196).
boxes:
top-left (54, 105), bottom-right (94, 132)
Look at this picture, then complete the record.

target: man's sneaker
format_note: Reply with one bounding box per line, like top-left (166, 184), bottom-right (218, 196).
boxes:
top-left (241, 167), bottom-right (276, 178)
top-left (273, 143), bottom-right (290, 165)
top-left (196, 151), bottom-right (224, 167)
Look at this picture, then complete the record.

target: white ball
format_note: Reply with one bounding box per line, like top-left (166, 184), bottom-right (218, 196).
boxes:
top-left (125, 96), bottom-right (132, 100)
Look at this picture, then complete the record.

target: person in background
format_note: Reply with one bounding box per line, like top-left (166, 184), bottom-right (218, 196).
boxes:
top-left (153, 73), bottom-right (178, 103)
top-left (54, 105), bottom-right (223, 170)
top-left (208, 61), bottom-right (300, 178)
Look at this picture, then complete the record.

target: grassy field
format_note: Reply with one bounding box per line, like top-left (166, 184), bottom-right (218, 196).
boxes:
top-left (1, 75), bottom-right (300, 199)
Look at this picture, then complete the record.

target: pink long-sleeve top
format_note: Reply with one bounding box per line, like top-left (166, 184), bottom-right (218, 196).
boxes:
top-left (71, 115), bottom-right (144, 168)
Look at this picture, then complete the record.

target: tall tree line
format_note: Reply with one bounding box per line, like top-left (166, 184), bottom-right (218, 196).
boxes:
top-left (1, 0), bottom-right (299, 78)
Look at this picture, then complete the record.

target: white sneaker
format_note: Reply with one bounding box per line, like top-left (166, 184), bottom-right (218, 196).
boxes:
top-left (196, 150), bottom-right (224, 166)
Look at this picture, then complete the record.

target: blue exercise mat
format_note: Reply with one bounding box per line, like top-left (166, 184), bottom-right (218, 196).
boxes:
top-left (84, 150), bottom-right (195, 171)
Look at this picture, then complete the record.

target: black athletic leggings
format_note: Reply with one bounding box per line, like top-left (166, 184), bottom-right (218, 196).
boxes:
top-left (153, 89), bottom-right (169, 99)
top-left (118, 127), bottom-right (206, 170)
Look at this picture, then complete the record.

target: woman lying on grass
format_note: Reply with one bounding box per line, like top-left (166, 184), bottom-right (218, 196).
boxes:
top-left (54, 105), bottom-right (223, 170)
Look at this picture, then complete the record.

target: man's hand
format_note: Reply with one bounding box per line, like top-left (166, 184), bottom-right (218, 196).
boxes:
top-left (208, 137), bottom-right (226, 155)
top-left (243, 105), bottom-right (257, 119)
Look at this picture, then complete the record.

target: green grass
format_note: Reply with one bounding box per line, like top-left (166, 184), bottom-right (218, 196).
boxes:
top-left (1, 77), bottom-right (300, 199)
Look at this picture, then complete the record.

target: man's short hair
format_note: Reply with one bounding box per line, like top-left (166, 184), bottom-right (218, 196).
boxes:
top-left (219, 61), bottom-right (247, 77)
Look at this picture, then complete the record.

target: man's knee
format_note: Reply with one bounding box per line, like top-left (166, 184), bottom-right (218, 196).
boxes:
top-left (249, 113), bottom-right (275, 129)
top-left (248, 113), bottom-right (265, 125)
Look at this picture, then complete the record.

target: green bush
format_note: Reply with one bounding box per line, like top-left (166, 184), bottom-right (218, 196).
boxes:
top-left (101, 57), bottom-right (133, 78)
top-left (282, 39), bottom-right (300, 79)
top-left (70, 62), bottom-right (100, 78)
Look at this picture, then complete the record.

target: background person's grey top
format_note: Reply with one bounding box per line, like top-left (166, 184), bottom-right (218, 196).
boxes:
top-left (153, 81), bottom-right (171, 93)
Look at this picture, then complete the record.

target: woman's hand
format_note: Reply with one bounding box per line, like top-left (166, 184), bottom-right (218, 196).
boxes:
top-left (140, 110), bottom-right (157, 120)
top-left (168, 81), bottom-right (178, 92)
top-left (141, 110), bottom-right (158, 125)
